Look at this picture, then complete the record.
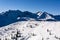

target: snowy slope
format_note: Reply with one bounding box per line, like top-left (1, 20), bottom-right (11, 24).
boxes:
top-left (0, 10), bottom-right (60, 40)
top-left (0, 21), bottom-right (60, 40)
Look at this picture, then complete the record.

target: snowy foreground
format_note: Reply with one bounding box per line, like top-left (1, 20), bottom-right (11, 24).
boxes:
top-left (0, 21), bottom-right (60, 40)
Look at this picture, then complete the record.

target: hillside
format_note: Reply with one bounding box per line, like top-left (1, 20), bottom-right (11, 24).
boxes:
top-left (0, 10), bottom-right (60, 40)
top-left (0, 21), bottom-right (60, 40)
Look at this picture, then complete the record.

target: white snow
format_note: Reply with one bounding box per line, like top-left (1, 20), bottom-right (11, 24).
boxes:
top-left (37, 11), bottom-right (43, 18)
top-left (17, 17), bottom-right (20, 20)
top-left (0, 21), bottom-right (60, 40)
top-left (45, 14), bottom-right (54, 20)
top-left (36, 11), bottom-right (54, 20)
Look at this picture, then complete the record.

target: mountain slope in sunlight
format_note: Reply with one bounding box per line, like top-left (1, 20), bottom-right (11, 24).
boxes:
top-left (0, 21), bottom-right (60, 40)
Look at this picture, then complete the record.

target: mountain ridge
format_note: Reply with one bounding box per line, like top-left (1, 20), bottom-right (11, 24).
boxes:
top-left (0, 10), bottom-right (60, 27)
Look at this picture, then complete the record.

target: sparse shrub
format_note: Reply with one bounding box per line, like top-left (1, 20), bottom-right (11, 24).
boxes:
top-left (11, 30), bottom-right (22, 40)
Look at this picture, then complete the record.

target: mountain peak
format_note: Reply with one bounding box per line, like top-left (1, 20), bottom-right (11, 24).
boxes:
top-left (36, 11), bottom-right (43, 16)
top-left (36, 11), bottom-right (55, 20)
top-left (0, 10), bottom-right (60, 27)
top-left (36, 11), bottom-right (43, 18)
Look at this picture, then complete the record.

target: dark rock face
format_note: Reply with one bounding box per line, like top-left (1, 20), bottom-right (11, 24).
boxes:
top-left (53, 15), bottom-right (60, 21)
top-left (0, 10), bottom-right (60, 27)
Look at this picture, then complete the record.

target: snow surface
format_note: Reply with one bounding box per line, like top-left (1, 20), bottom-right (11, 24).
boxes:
top-left (0, 21), bottom-right (60, 40)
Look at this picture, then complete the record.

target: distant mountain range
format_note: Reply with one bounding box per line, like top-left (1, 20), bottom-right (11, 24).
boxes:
top-left (0, 10), bottom-right (60, 27)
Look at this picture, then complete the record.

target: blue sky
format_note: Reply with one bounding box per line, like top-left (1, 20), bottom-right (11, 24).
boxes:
top-left (0, 0), bottom-right (60, 15)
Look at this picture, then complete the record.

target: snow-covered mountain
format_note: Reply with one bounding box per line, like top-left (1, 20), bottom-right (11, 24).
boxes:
top-left (0, 10), bottom-right (60, 25)
top-left (0, 10), bottom-right (60, 21)
top-left (36, 11), bottom-right (55, 20)
top-left (0, 10), bottom-right (60, 27)
top-left (0, 10), bottom-right (60, 40)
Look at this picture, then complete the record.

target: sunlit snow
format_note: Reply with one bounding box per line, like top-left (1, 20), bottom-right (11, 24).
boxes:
top-left (0, 21), bottom-right (60, 40)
